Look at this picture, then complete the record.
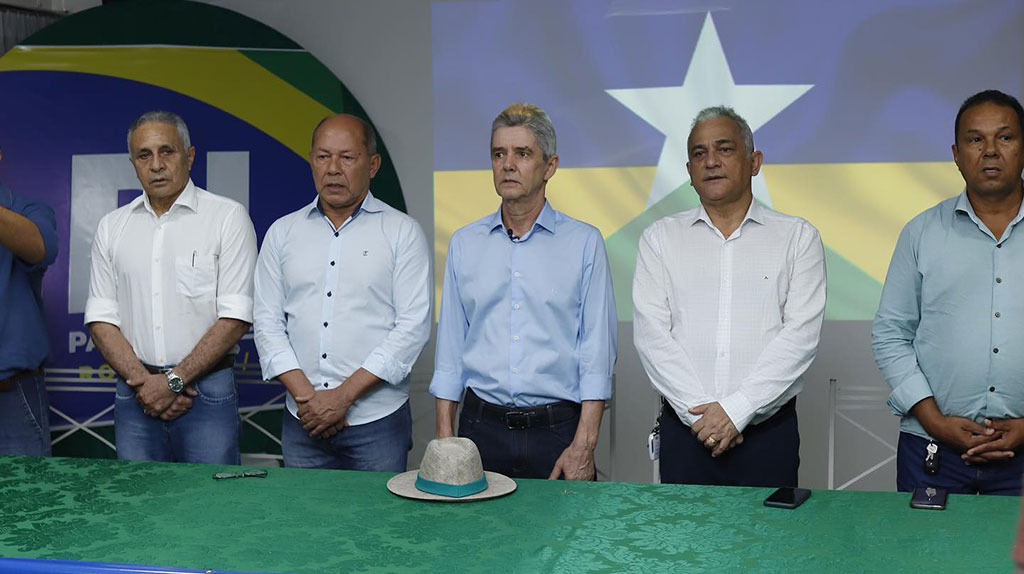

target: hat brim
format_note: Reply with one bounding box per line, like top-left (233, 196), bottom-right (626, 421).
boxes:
top-left (387, 470), bottom-right (517, 502)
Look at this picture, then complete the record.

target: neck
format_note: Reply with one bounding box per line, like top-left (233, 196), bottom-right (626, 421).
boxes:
top-left (501, 194), bottom-right (546, 238)
top-left (703, 192), bottom-right (753, 238)
top-left (966, 182), bottom-right (1024, 240)
top-left (320, 194), bottom-right (367, 229)
top-left (149, 187), bottom-right (186, 218)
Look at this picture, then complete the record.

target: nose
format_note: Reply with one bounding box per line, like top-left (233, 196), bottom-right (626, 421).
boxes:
top-left (703, 149), bottom-right (721, 167)
top-left (502, 154), bottom-right (515, 171)
top-left (326, 154), bottom-right (343, 174)
top-left (982, 138), bottom-right (999, 158)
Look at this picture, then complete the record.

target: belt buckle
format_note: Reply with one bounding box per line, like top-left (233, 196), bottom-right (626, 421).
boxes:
top-left (504, 410), bottom-right (532, 430)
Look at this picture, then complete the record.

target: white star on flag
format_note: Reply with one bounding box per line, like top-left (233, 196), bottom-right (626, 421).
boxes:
top-left (606, 13), bottom-right (813, 209)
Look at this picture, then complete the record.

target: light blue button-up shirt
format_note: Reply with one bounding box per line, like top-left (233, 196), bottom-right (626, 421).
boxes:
top-left (254, 192), bottom-right (432, 426)
top-left (873, 190), bottom-right (1024, 439)
top-left (430, 202), bottom-right (617, 407)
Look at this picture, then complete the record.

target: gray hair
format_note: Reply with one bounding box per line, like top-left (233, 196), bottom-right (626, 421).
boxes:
top-left (491, 103), bottom-right (557, 161)
top-left (311, 114), bottom-right (378, 156)
top-left (127, 111), bottom-right (191, 153)
top-left (690, 106), bottom-right (754, 156)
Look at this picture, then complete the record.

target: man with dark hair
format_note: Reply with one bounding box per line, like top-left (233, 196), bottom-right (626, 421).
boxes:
top-left (0, 146), bottom-right (58, 455)
top-left (874, 89), bottom-right (1024, 494)
top-left (86, 111), bottom-right (257, 463)
top-left (254, 114), bottom-right (430, 471)
top-left (431, 103), bottom-right (617, 480)
top-left (633, 106), bottom-right (826, 487)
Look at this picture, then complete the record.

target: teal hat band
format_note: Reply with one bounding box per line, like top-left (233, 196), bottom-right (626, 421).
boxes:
top-left (415, 473), bottom-right (489, 498)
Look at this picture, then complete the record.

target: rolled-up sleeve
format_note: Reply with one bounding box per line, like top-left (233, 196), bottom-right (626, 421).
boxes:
top-left (872, 219), bottom-right (932, 416)
top-left (430, 235), bottom-right (468, 402)
top-left (362, 218), bottom-right (432, 385)
top-left (84, 215), bottom-right (121, 327)
top-left (253, 221), bottom-right (302, 381)
top-left (215, 204), bottom-right (257, 322)
top-left (17, 196), bottom-right (58, 271)
top-left (577, 230), bottom-right (616, 401)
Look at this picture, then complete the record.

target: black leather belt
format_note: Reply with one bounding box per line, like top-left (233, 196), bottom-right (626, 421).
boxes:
top-left (0, 367), bottom-right (43, 392)
top-left (142, 355), bottom-right (235, 377)
top-left (466, 388), bottom-right (580, 430)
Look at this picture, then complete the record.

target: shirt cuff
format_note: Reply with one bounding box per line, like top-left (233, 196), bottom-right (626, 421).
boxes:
top-left (887, 372), bottom-right (932, 417)
top-left (579, 374), bottom-right (612, 402)
top-left (718, 390), bottom-right (756, 434)
top-left (362, 349), bottom-right (411, 386)
top-left (429, 371), bottom-right (465, 402)
top-left (259, 350), bottom-right (302, 382)
top-left (84, 297), bottom-right (120, 327)
top-left (217, 294), bottom-right (253, 323)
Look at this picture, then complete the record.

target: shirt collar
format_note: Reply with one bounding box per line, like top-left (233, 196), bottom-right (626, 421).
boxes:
top-left (484, 200), bottom-right (557, 237)
top-left (692, 197), bottom-right (765, 228)
top-left (137, 179), bottom-right (198, 214)
top-left (305, 190), bottom-right (382, 219)
top-left (954, 189), bottom-right (1024, 240)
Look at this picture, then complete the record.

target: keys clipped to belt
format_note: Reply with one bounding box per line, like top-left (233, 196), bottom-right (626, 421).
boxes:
top-left (923, 441), bottom-right (940, 476)
top-left (648, 416), bottom-right (661, 461)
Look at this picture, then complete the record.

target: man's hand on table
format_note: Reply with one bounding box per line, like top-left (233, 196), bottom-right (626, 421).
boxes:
top-left (689, 401), bottom-right (742, 457)
top-left (550, 440), bottom-right (596, 481)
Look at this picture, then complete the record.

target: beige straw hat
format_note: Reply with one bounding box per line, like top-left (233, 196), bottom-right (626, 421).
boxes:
top-left (387, 437), bottom-right (517, 502)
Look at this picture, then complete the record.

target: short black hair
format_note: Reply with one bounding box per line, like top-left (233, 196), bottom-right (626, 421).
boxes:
top-left (310, 114), bottom-right (378, 156)
top-left (954, 90), bottom-right (1024, 143)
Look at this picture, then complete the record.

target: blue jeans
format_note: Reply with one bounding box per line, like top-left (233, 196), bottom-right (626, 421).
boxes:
top-left (281, 401), bottom-right (411, 472)
top-left (114, 367), bottom-right (240, 464)
top-left (0, 372), bottom-right (50, 456)
top-left (897, 431), bottom-right (1024, 495)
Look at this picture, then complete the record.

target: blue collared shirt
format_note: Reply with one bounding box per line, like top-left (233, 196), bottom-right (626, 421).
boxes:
top-left (873, 189), bottom-right (1024, 439)
top-left (0, 182), bottom-right (57, 378)
top-left (430, 201), bottom-right (617, 407)
top-left (254, 191), bottom-right (432, 426)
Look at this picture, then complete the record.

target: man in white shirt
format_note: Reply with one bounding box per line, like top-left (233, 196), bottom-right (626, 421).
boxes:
top-left (633, 106), bottom-right (826, 486)
top-left (86, 110), bottom-right (257, 464)
top-left (253, 114), bottom-right (430, 471)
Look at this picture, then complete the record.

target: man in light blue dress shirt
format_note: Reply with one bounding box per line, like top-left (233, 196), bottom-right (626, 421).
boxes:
top-left (254, 115), bottom-right (431, 471)
top-left (874, 90), bottom-right (1024, 494)
top-left (430, 103), bottom-right (617, 480)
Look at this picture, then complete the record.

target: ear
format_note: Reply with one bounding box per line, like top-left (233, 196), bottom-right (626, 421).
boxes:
top-left (951, 144), bottom-right (960, 169)
top-left (369, 154), bottom-right (382, 179)
top-left (543, 154), bottom-right (559, 181)
top-left (750, 150), bottom-right (763, 176)
top-left (686, 161), bottom-right (692, 178)
top-left (186, 146), bottom-right (196, 171)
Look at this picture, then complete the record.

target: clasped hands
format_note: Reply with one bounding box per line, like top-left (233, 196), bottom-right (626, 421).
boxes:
top-left (295, 386), bottom-right (353, 440)
top-left (127, 373), bottom-right (196, 422)
top-left (934, 416), bottom-right (1024, 465)
top-left (690, 401), bottom-right (743, 458)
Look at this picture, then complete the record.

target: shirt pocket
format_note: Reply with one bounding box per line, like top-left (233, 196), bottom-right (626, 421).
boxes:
top-left (175, 254), bottom-right (217, 298)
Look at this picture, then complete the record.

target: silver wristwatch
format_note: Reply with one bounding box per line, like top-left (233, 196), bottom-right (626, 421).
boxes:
top-left (165, 370), bottom-right (185, 394)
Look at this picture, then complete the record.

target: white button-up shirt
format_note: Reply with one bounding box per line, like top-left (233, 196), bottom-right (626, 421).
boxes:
top-left (253, 192), bottom-right (431, 426)
top-left (85, 180), bottom-right (257, 366)
top-left (632, 200), bottom-right (826, 432)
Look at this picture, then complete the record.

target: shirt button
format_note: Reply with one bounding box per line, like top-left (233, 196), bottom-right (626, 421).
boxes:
top-left (513, 335), bottom-right (520, 341)
top-left (996, 277), bottom-right (1002, 283)
top-left (512, 367), bottom-right (519, 374)
top-left (330, 261), bottom-right (336, 266)
top-left (155, 325), bottom-right (161, 331)
top-left (990, 386), bottom-right (996, 392)
top-left (327, 291), bottom-right (332, 297)
top-left (993, 347), bottom-right (999, 354)
top-left (995, 312), bottom-right (1001, 318)
top-left (322, 353), bottom-right (327, 359)
top-left (997, 244), bottom-right (1003, 249)
top-left (323, 383), bottom-right (329, 388)
top-left (323, 322), bottom-right (329, 328)
top-left (513, 303), bottom-right (520, 310)
top-left (513, 271), bottom-right (521, 277)
top-left (334, 232), bottom-right (339, 237)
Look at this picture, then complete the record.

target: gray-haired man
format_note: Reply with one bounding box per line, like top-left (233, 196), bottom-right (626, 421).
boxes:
top-left (633, 106), bottom-right (826, 486)
top-left (86, 110), bottom-right (257, 463)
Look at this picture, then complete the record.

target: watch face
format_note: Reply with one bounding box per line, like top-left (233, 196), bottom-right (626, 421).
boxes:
top-left (167, 374), bottom-right (184, 393)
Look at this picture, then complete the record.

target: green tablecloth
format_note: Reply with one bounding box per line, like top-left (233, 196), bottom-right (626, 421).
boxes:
top-left (0, 455), bottom-right (1017, 573)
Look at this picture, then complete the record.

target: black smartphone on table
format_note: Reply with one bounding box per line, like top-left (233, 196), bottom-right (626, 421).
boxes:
top-left (763, 487), bottom-right (811, 509)
top-left (910, 486), bottom-right (947, 510)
